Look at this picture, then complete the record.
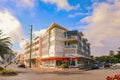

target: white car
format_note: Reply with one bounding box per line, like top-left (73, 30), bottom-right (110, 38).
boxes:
top-left (114, 63), bottom-right (120, 66)
top-left (112, 63), bottom-right (120, 68)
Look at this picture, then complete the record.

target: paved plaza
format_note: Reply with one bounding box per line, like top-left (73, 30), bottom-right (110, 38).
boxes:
top-left (0, 64), bottom-right (120, 80)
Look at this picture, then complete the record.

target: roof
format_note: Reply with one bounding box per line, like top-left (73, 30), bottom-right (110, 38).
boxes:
top-left (45, 22), bottom-right (68, 33)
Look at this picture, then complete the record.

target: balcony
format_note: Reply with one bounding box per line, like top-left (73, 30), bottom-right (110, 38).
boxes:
top-left (64, 45), bottom-right (77, 55)
top-left (64, 36), bottom-right (77, 41)
top-left (64, 45), bottom-right (77, 48)
top-left (64, 48), bottom-right (77, 55)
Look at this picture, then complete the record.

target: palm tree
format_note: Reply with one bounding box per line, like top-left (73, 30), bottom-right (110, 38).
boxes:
top-left (0, 30), bottom-right (12, 59)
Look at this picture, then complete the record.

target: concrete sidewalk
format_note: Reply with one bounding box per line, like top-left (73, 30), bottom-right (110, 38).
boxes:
top-left (30, 67), bottom-right (89, 72)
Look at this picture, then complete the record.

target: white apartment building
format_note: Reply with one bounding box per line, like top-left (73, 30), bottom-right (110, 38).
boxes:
top-left (21, 23), bottom-right (91, 69)
top-left (41, 23), bottom-right (91, 68)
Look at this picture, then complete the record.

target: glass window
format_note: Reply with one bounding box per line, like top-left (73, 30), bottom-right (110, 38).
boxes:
top-left (69, 60), bottom-right (75, 66)
top-left (56, 60), bottom-right (62, 66)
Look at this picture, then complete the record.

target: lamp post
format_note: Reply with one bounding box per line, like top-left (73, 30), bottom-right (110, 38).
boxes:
top-left (29, 25), bottom-right (33, 68)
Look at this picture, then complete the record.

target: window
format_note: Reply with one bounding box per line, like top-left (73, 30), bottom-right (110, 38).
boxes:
top-left (56, 61), bottom-right (62, 66)
top-left (70, 60), bottom-right (75, 66)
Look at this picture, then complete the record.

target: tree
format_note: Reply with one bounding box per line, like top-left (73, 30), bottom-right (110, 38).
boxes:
top-left (2, 51), bottom-right (17, 67)
top-left (95, 48), bottom-right (120, 63)
top-left (0, 30), bottom-right (13, 66)
top-left (95, 55), bottom-right (118, 63)
top-left (108, 50), bottom-right (118, 63)
top-left (109, 50), bottom-right (114, 57)
top-left (114, 51), bottom-right (120, 63)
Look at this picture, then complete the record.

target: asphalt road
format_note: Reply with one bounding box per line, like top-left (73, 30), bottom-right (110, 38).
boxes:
top-left (0, 64), bottom-right (120, 80)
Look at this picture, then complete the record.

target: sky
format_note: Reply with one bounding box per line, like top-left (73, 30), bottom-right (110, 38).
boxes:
top-left (0, 0), bottom-right (120, 56)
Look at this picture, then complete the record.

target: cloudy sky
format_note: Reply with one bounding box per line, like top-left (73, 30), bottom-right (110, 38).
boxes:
top-left (0, 0), bottom-right (120, 56)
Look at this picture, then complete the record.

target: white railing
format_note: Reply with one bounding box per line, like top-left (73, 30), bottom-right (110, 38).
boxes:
top-left (65, 36), bottom-right (77, 40)
top-left (64, 45), bottom-right (77, 48)
top-left (64, 48), bottom-right (77, 54)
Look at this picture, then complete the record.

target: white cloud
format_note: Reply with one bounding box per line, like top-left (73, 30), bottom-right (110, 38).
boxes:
top-left (0, 0), bottom-right (36, 9)
top-left (19, 29), bottom-right (47, 49)
top-left (0, 10), bottom-right (24, 42)
top-left (19, 38), bottom-right (29, 49)
top-left (42, 0), bottom-right (79, 11)
top-left (68, 12), bottom-right (90, 18)
top-left (0, 10), bottom-right (29, 50)
top-left (80, 0), bottom-right (120, 56)
top-left (14, 0), bottom-right (37, 8)
top-left (33, 29), bottom-right (46, 37)
top-left (0, 0), bottom-right (37, 19)
top-left (21, 0), bottom-right (34, 6)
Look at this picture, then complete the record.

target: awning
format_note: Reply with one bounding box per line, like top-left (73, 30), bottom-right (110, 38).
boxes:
top-left (41, 57), bottom-right (70, 61)
top-left (41, 57), bottom-right (83, 61)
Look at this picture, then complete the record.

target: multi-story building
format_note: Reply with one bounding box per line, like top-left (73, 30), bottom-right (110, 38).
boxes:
top-left (21, 22), bottom-right (91, 69)
top-left (17, 53), bottom-right (24, 63)
top-left (41, 23), bottom-right (91, 68)
top-left (23, 37), bottom-right (42, 67)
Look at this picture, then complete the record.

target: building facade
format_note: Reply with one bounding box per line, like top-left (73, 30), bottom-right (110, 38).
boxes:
top-left (23, 37), bottom-right (42, 67)
top-left (17, 53), bottom-right (24, 63)
top-left (21, 23), bottom-right (91, 69)
top-left (41, 23), bottom-right (91, 68)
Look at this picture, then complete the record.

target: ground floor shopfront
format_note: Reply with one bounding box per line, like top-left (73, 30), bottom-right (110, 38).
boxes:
top-left (41, 57), bottom-right (92, 69)
top-left (23, 58), bottom-right (40, 68)
top-left (18, 57), bottom-right (92, 69)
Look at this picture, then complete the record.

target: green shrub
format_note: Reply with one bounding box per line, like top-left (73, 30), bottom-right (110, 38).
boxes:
top-left (0, 66), bottom-right (4, 71)
top-left (60, 63), bottom-right (68, 68)
top-left (1, 69), bottom-right (17, 76)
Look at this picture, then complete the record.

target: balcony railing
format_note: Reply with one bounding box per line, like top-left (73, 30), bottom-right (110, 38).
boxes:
top-left (64, 36), bottom-right (77, 40)
top-left (64, 48), bottom-right (77, 54)
top-left (64, 45), bottom-right (77, 48)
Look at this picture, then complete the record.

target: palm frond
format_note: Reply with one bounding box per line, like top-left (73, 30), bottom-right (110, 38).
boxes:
top-left (0, 29), bottom-right (13, 59)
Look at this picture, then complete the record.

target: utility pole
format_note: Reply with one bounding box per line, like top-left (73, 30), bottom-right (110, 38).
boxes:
top-left (29, 25), bottom-right (33, 68)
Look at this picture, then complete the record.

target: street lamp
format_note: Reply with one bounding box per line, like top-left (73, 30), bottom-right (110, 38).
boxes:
top-left (29, 25), bottom-right (33, 68)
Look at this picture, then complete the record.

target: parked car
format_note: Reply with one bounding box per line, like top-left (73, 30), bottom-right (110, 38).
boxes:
top-left (112, 63), bottom-right (120, 68)
top-left (17, 63), bottom-right (25, 68)
top-left (92, 63), bottom-right (99, 69)
top-left (104, 63), bottom-right (110, 68)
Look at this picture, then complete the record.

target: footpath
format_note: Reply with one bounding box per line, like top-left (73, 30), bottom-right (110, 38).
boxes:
top-left (30, 67), bottom-right (89, 72)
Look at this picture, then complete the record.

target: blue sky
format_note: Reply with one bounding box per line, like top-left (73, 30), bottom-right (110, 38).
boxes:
top-left (0, 0), bottom-right (120, 56)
